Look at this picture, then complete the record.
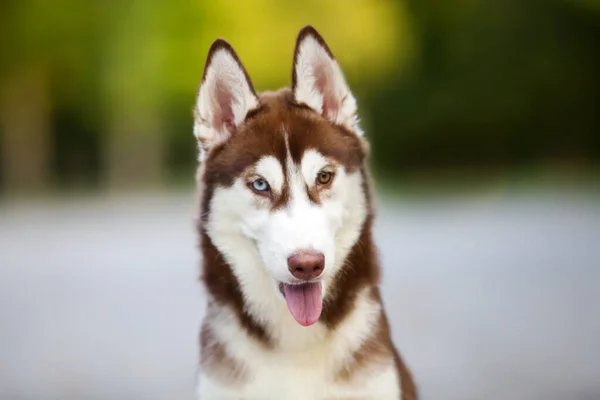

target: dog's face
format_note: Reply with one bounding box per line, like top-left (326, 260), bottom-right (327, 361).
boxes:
top-left (195, 27), bottom-right (369, 326)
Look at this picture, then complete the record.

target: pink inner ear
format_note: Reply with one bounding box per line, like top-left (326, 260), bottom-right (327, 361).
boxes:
top-left (212, 80), bottom-right (236, 135)
top-left (313, 60), bottom-right (340, 122)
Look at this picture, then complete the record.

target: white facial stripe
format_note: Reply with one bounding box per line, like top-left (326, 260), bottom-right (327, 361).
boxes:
top-left (300, 149), bottom-right (329, 188)
top-left (283, 127), bottom-right (311, 206)
top-left (282, 126), bottom-right (297, 192)
top-left (286, 158), bottom-right (306, 205)
top-left (255, 156), bottom-right (284, 194)
top-left (259, 135), bottom-right (336, 279)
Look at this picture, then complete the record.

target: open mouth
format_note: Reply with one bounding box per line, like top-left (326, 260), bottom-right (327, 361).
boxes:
top-left (279, 282), bottom-right (323, 327)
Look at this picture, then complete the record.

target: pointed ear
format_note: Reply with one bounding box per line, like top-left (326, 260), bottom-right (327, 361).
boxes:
top-left (194, 39), bottom-right (259, 159)
top-left (292, 26), bottom-right (362, 135)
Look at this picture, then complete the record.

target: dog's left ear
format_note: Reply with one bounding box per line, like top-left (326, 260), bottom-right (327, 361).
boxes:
top-left (292, 26), bottom-right (362, 135)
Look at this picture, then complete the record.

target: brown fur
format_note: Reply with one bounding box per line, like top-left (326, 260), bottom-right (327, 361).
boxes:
top-left (196, 26), bottom-right (417, 399)
top-left (198, 88), bottom-right (369, 337)
top-left (334, 294), bottom-right (394, 381)
top-left (200, 322), bottom-right (248, 385)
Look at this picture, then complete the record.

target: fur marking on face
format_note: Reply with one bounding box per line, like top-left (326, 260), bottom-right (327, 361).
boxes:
top-left (194, 25), bottom-right (416, 400)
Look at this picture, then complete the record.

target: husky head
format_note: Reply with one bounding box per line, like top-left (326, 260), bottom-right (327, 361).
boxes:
top-left (195, 26), bottom-right (371, 328)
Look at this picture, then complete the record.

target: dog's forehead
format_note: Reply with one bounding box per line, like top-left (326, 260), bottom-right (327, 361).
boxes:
top-left (203, 89), bottom-right (366, 188)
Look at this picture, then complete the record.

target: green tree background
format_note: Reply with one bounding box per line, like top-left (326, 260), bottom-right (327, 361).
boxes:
top-left (0, 0), bottom-right (598, 195)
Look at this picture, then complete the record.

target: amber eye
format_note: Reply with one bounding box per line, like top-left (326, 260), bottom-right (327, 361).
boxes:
top-left (316, 171), bottom-right (333, 185)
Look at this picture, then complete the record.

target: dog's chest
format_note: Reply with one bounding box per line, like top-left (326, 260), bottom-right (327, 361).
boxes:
top-left (198, 348), bottom-right (400, 400)
top-left (198, 331), bottom-right (400, 400)
top-left (227, 349), bottom-right (341, 399)
top-left (198, 290), bottom-right (400, 399)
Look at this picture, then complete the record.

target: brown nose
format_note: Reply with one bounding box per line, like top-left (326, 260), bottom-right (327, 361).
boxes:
top-left (287, 251), bottom-right (325, 280)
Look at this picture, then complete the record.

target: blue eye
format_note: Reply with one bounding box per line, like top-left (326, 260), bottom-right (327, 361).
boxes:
top-left (251, 178), bottom-right (270, 192)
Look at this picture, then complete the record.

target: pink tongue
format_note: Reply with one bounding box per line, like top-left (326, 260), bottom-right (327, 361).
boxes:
top-left (283, 282), bottom-right (323, 326)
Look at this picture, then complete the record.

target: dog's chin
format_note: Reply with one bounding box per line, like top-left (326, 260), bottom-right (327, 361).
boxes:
top-left (277, 280), bottom-right (324, 327)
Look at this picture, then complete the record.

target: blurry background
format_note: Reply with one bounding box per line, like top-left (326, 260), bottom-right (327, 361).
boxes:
top-left (0, 1), bottom-right (599, 399)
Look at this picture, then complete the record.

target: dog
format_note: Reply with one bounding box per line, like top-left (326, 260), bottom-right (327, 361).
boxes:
top-left (193, 25), bottom-right (416, 400)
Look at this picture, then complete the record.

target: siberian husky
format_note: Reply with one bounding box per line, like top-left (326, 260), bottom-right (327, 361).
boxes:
top-left (193, 26), bottom-right (416, 400)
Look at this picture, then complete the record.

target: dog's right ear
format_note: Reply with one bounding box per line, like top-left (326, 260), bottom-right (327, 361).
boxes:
top-left (194, 39), bottom-right (259, 160)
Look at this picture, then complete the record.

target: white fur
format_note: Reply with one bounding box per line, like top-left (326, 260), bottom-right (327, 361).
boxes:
top-left (194, 48), bottom-right (259, 160)
top-left (294, 35), bottom-right (363, 136)
top-left (198, 288), bottom-right (400, 400)
top-left (198, 131), bottom-right (400, 398)
top-left (300, 149), bottom-right (329, 186)
top-left (195, 34), bottom-right (400, 400)
top-left (255, 156), bottom-right (285, 194)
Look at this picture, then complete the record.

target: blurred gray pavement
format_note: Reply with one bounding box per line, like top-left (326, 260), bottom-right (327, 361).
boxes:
top-left (1, 188), bottom-right (599, 400)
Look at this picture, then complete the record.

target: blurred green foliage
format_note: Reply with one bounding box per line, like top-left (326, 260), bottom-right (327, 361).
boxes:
top-left (0, 0), bottom-right (598, 194)
top-left (367, 0), bottom-right (600, 177)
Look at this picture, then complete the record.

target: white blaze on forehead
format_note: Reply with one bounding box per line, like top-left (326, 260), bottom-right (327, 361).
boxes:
top-left (300, 149), bottom-right (329, 187)
top-left (255, 156), bottom-right (284, 194)
top-left (283, 128), bottom-right (306, 203)
top-left (272, 128), bottom-right (333, 260)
